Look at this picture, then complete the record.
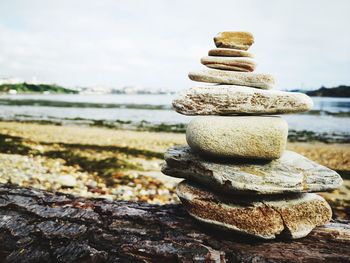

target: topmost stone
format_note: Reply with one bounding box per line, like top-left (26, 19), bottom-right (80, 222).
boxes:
top-left (214, 31), bottom-right (254, 50)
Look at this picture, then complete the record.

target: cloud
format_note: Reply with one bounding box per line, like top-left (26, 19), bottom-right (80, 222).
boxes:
top-left (0, 0), bottom-right (349, 90)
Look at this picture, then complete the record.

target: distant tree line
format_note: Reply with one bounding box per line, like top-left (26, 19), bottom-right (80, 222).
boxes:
top-left (0, 83), bottom-right (78, 94)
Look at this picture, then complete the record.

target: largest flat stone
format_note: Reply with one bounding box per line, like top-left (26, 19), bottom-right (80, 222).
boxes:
top-left (177, 180), bottom-right (332, 239)
top-left (162, 146), bottom-right (343, 195)
top-left (172, 86), bottom-right (313, 115)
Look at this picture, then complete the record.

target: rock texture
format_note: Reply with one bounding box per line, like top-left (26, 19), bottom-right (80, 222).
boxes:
top-left (177, 181), bottom-right (332, 239)
top-left (162, 146), bottom-right (343, 195)
top-left (208, 48), bottom-right (253, 57)
top-left (1, 184), bottom-right (350, 262)
top-left (186, 116), bottom-right (288, 160)
top-left (214, 31), bottom-right (254, 50)
top-left (172, 85), bottom-right (313, 115)
top-left (201, 56), bottom-right (256, 72)
top-left (188, 69), bottom-right (274, 89)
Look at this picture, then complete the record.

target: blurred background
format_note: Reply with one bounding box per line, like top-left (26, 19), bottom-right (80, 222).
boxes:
top-left (0, 1), bottom-right (349, 219)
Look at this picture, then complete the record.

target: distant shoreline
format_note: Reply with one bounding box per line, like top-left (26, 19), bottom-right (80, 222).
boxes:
top-left (0, 83), bottom-right (349, 97)
top-left (0, 98), bottom-right (349, 117)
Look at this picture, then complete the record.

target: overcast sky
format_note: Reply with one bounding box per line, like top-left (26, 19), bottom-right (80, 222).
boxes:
top-left (0, 0), bottom-right (349, 91)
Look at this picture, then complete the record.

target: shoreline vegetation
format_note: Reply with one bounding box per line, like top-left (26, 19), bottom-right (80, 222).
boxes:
top-left (1, 117), bottom-right (349, 143)
top-left (0, 121), bottom-right (349, 219)
top-left (0, 82), bottom-right (349, 97)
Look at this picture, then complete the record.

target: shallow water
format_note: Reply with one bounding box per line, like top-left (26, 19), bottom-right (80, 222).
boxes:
top-left (0, 94), bottom-right (349, 133)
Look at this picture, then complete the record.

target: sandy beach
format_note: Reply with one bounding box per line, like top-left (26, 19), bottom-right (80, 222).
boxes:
top-left (0, 121), bottom-right (349, 219)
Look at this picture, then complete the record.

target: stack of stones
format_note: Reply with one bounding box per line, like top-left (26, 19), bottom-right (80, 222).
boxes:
top-left (162, 31), bottom-right (343, 239)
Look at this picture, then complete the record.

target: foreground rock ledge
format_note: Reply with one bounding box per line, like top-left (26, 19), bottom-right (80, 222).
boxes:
top-left (0, 184), bottom-right (349, 263)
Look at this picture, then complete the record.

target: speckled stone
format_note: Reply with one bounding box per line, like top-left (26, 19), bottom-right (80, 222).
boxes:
top-left (214, 31), bottom-right (254, 50)
top-left (172, 85), bottom-right (313, 115)
top-left (208, 48), bottom-right (253, 57)
top-left (162, 146), bottom-right (343, 195)
top-left (186, 116), bottom-right (287, 160)
top-left (188, 69), bottom-right (274, 89)
top-left (176, 180), bottom-right (332, 239)
top-left (201, 56), bottom-right (256, 72)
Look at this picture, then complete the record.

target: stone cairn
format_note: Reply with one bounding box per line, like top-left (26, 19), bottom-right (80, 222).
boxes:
top-left (162, 31), bottom-right (343, 239)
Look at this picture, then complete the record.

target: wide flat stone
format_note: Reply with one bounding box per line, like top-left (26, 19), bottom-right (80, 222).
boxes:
top-left (186, 116), bottom-right (287, 160)
top-left (188, 69), bottom-right (274, 89)
top-left (172, 86), bottom-right (313, 115)
top-left (162, 146), bottom-right (343, 195)
top-left (177, 180), bottom-right (332, 239)
top-left (214, 31), bottom-right (254, 50)
top-left (208, 48), bottom-right (253, 57)
top-left (201, 56), bottom-right (256, 72)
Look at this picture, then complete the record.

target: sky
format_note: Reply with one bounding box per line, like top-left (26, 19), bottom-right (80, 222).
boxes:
top-left (0, 0), bottom-right (350, 91)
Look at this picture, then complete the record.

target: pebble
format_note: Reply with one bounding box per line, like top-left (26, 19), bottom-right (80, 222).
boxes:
top-left (56, 175), bottom-right (77, 187)
top-left (208, 48), bottom-right (253, 57)
top-left (201, 56), bottom-right (256, 72)
top-left (188, 69), bottom-right (274, 89)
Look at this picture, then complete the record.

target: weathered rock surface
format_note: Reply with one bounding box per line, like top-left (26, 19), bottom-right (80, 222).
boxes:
top-left (186, 116), bottom-right (287, 160)
top-left (208, 48), bottom-right (253, 57)
top-left (162, 146), bottom-right (343, 194)
top-left (188, 69), bottom-right (274, 89)
top-left (214, 31), bottom-right (254, 50)
top-left (201, 56), bottom-right (256, 72)
top-left (177, 180), bottom-right (332, 239)
top-left (172, 85), bottom-right (313, 115)
top-left (1, 184), bottom-right (350, 262)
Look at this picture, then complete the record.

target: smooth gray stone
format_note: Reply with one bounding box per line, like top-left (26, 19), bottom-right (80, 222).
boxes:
top-left (162, 146), bottom-right (343, 195)
top-left (172, 85), bottom-right (313, 115)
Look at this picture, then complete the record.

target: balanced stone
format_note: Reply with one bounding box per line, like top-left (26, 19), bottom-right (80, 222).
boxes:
top-left (172, 86), bottom-right (313, 115)
top-left (214, 31), bottom-right (254, 50)
top-left (188, 69), bottom-right (274, 89)
top-left (162, 146), bottom-right (343, 195)
top-left (187, 116), bottom-right (287, 160)
top-left (201, 56), bottom-right (256, 72)
top-left (177, 180), bottom-right (332, 239)
top-left (208, 48), bottom-right (253, 58)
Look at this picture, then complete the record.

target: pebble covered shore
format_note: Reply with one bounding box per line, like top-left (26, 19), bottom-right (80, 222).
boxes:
top-left (0, 121), bottom-right (349, 219)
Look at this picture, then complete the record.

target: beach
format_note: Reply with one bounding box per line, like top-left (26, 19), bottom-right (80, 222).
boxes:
top-left (0, 121), bottom-right (349, 219)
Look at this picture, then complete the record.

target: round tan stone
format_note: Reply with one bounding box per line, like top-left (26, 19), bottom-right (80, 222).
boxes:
top-left (214, 31), bottom-right (254, 50)
top-left (177, 180), bottom-right (332, 240)
top-left (186, 116), bottom-right (287, 160)
top-left (201, 56), bottom-right (256, 72)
